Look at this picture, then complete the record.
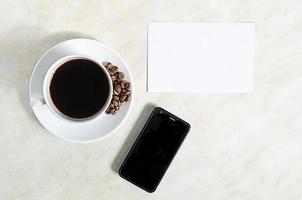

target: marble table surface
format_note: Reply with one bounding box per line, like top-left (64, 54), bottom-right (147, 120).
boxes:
top-left (1, 0), bottom-right (302, 199)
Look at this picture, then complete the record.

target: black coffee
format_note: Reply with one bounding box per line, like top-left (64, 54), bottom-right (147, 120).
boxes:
top-left (50, 59), bottom-right (110, 119)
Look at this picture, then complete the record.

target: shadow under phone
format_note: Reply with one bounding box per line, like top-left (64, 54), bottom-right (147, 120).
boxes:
top-left (111, 103), bottom-right (156, 172)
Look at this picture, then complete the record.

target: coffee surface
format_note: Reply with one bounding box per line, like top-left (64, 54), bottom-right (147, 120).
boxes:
top-left (50, 59), bottom-right (110, 119)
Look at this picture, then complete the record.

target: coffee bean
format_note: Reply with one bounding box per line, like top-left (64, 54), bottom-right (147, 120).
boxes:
top-left (125, 95), bottom-right (131, 102)
top-left (111, 75), bottom-right (116, 82)
top-left (114, 83), bottom-right (121, 95)
top-left (105, 63), bottom-right (114, 70)
top-left (110, 108), bottom-right (115, 114)
top-left (117, 72), bottom-right (124, 80)
top-left (111, 66), bottom-right (119, 74)
top-left (113, 95), bottom-right (119, 101)
top-left (106, 107), bottom-right (111, 114)
top-left (120, 81), bottom-right (125, 89)
top-left (112, 100), bottom-right (119, 106)
top-left (124, 82), bottom-right (130, 90)
top-left (119, 94), bottom-right (127, 102)
top-left (125, 90), bottom-right (131, 96)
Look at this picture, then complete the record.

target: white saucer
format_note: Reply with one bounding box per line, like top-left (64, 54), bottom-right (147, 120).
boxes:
top-left (29, 38), bottom-right (133, 143)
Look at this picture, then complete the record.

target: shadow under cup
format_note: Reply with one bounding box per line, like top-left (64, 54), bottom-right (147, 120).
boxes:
top-left (43, 56), bottom-right (113, 121)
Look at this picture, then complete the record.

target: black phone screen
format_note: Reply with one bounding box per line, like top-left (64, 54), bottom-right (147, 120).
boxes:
top-left (119, 107), bottom-right (190, 192)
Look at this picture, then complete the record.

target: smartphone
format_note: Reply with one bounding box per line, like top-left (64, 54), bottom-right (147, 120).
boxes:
top-left (119, 107), bottom-right (190, 193)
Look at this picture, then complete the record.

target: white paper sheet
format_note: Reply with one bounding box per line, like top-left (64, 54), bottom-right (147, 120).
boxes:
top-left (147, 22), bottom-right (254, 93)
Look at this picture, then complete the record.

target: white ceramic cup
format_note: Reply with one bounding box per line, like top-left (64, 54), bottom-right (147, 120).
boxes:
top-left (33, 55), bottom-right (113, 122)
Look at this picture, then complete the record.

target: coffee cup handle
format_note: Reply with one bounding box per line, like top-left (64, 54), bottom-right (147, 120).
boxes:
top-left (30, 98), bottom-right (46, 107)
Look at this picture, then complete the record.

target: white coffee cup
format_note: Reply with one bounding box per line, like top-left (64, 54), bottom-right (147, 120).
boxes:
top-left (31, 55), bottom-right (113, 122)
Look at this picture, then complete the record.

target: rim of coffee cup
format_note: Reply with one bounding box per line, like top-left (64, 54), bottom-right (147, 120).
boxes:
top-left (42, 55), bottom-right (113, 122)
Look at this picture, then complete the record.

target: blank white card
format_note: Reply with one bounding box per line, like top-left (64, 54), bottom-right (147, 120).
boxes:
top-left (147, 22), bottom-right (254, 93)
